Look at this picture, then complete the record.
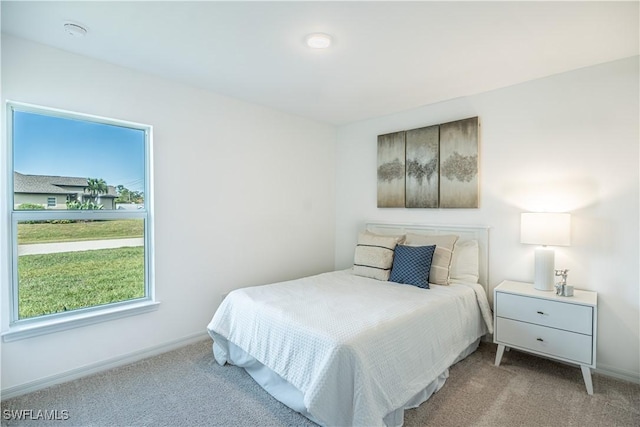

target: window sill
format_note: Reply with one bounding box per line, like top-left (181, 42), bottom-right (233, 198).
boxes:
top-left (2, 300), bottom-right (161, 342)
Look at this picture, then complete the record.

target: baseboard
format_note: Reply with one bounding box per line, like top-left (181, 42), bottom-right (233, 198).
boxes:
top-left (4, 331), bottom-right (635, 400)
top-left (1, 331), bottom-right (210, 400)
top-left (594, 363), bottom-right (640, 385)
top-left (481, 339), bottom-right (639, 385)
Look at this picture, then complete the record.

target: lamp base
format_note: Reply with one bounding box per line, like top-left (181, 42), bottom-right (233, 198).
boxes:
top-left (534, 247), bottom-right (555, 291)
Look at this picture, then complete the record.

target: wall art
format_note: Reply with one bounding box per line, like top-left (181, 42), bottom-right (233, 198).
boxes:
top-left (377, 131), bottom-right (405, 208)
top-left (405, 125), bottom-right (439, 208)
top-left (377, 116), bottom-right (479, 208)
top-left (439, 117), bottom-right (479, 208)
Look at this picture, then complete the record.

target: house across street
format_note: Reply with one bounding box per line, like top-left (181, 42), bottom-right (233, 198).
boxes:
top-left (14, 172), bottom-right (118, 210)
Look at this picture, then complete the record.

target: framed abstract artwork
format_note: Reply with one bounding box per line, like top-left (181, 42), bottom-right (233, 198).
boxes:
top-left (439, 117), bottom-right (479, 208)
top-left (405, 125), bottom-right (439, 208)
top-left (377, 117), bottom-right (479, 208)
top-left (377, 131), bottom-right (405, 208)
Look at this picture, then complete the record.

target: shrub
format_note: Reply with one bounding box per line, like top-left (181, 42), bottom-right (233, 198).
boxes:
top-left (17, 203), bottom-right (45, 210)
top-left (66, 200), bottom-right (103, 210)
top-left (16, 203), bottom-right (46, 224)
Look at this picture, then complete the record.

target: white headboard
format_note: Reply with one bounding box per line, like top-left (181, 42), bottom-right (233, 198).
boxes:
top-left (365, 221), bottom-right (490, 295)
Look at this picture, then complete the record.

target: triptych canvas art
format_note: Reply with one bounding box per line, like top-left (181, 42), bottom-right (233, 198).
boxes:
top-left (377, 116), bottom-right (479, 209)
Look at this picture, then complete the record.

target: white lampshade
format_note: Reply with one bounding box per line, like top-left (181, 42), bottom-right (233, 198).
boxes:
top-left (521, 213), bottom-right (571, 246)
top-left (521, 212), bottom-right (571, 291)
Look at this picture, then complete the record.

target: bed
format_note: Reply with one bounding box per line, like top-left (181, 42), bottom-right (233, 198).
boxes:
top-left (207, 222), bottom-right (493, 426)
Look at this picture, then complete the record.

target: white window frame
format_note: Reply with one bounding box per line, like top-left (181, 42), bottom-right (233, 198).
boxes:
top-left (46, 197), bottom-right (56, 207)
top-left (3, 101), bottom-right (158, 342)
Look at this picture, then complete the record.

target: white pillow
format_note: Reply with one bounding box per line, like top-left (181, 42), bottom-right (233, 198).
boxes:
top-left (449, 239), bottom-right (480, 284)
top-left (404, 234), bottom-right (458, 285)
top-left (353, 232), bottom-right (402, 281)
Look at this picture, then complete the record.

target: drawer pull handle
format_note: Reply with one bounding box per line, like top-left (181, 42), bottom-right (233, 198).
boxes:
top-left (537, 311), bottom-right (545, 315)
top-left (536, 338), bottom-right (544, 342)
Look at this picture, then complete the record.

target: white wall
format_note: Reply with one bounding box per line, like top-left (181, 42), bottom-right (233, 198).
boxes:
top-left (335, 57), bottom-right (639, 382)
top-left (1, 33), bottom-right (637, 396)
top-left (0, 35), bottom-right (336, 393)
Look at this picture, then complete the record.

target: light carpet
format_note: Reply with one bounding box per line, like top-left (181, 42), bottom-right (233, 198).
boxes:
top-left (2, 340), bottom-right (638, 426)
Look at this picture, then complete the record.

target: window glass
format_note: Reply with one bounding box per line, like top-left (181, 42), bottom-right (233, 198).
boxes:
top-left (13, 110), bottom-right (145, 211)
top-left (17, 219), bottom-right (145, 319)
top-left (9, 103), bottom-right (151, 323)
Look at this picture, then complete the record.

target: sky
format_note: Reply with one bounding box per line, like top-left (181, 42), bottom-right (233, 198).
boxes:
top-left (13, 110), bottom-right (146, 192)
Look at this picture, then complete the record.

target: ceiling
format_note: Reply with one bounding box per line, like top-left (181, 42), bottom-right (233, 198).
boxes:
top-left (1, 1), bottom-right (638, 125)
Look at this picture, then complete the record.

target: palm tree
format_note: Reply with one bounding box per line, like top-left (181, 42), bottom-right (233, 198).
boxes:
top-left (85, 178), bottom-right (108, 205)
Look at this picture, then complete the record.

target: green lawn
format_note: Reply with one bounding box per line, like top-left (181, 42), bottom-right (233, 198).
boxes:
top-left (18, 247), bottom-right (145, 319)
top-left (18, 219), bottom-right (144, 244)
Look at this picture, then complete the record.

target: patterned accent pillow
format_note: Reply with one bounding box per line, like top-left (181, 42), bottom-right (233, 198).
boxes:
top-left (404, 234), bottom-right (459, 285)
top-left (353, 232), bottom-right (401, 281)
top-left (389, 245), bottom-right (436, 289)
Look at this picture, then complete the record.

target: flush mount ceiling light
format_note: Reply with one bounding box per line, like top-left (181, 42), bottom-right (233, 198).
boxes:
top-left (63, 22), bottom-right (88, 37)
top-left (305, 33), bottom-right (332, 49)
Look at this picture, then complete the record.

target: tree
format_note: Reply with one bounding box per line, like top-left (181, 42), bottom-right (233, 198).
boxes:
top-left (130, 190), bottom-right (144, 204)
top-left (76, 177), bottom-right (108, 210)
top-left (115, 185), bottom-right (144, 204)
top-left (85, 178), bottom-right (108, 205)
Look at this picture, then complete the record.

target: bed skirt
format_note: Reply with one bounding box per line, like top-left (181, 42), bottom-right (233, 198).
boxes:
top-left (213, 337), bottom-right (481, 427)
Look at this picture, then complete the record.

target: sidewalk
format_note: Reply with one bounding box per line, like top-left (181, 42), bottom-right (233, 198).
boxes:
top-left (18, 238), bottom-right (144, 255)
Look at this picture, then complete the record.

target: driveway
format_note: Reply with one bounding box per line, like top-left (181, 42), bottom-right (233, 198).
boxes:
top-left (18, 238), bottom-right (144, 255)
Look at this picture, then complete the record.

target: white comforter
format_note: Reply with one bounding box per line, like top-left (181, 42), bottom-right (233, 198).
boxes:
top-left (207, 270), bottom-right (493, 427)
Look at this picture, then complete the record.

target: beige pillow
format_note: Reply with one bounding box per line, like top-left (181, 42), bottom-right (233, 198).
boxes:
top-left (450, 239), bottom-right (480, 284)
top-left (404, 234), bottom-right (459, 285)
top-left (353, 232), bottom-right (401, 281)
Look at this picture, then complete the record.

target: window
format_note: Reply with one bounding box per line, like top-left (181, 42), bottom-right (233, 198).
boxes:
top-left (6, 101), bottom-right (155, 337)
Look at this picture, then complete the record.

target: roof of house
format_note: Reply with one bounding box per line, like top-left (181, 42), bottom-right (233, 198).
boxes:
top-left (14, 172), bottom-right (117, 197)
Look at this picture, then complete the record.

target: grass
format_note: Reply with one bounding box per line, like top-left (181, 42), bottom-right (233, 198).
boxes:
top-left (16, 220), bottom-right (145, 319)
top-left (18, 219), bottom-right (143, 244)
top-left (18, 247), bottom-right (145, 319)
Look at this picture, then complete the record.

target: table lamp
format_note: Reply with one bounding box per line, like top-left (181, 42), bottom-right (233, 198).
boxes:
top-left (521, 212), bottom-right (571, 291)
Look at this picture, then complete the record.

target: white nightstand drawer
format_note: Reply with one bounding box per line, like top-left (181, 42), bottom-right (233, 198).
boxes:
top-left (496, 317), bottom-right (592, 364)
top-left (496, 292), bottom-right (593, 335)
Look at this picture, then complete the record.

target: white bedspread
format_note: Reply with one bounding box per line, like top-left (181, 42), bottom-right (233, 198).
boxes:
top-left (207, 270), bottom-right (493, 427)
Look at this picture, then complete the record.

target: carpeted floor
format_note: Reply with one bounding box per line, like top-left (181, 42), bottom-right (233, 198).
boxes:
top-left (2, 339), bottom-right (638, 426)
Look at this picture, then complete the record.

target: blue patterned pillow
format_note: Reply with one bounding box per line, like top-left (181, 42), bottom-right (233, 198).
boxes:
top-left (389, 245), bottom-right (436, 289)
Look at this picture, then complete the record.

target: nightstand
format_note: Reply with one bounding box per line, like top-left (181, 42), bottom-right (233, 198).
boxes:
top-left (493, 280), bottom-right (598, 395)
